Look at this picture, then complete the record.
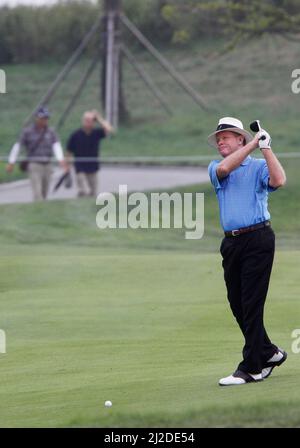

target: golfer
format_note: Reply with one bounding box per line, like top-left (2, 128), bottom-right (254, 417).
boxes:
top-left (208, 117), bottom-right (287, 386)
top-left (66, 110), bottom-right (113, 197)
top-left (6, 107), bottom-right (68, 201)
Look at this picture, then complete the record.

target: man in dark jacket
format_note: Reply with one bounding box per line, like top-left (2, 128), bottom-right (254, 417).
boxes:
top-left (67, 110), bottom-right (113, 197)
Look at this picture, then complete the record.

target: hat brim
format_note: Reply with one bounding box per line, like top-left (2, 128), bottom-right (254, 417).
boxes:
top-left (207, 127), bottom-right (253, 149)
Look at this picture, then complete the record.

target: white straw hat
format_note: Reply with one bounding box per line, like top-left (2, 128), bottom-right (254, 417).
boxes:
top-left (207, 117), bottom-right (253, 149)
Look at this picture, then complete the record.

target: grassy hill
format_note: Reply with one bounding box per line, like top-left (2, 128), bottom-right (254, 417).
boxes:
top-left (1, 34), bottom-right (300, 183)
top-left (1, 34), bottom-right (300, 428)
top-left (0, 160), bottom-right (299, 253)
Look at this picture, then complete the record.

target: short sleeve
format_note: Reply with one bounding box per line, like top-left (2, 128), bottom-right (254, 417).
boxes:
top-left (260, 161), bottom-right (278, 193)
top-left (208, 160), bottom-right (226, 191)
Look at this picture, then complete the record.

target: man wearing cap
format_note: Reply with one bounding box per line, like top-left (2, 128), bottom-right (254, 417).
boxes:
top-left (208, 117), bottom-right (287, 386)
top-left (6, 107), bottom-right (68, 201)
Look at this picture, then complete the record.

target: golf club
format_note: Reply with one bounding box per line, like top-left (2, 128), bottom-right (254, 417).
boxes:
top-left (53, 171), bottom-right (72, 192)
top-left (250, 120), bottom-right (266, 140)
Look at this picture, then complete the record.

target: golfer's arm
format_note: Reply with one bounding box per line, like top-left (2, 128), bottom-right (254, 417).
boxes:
top-left (52, 142), bottom-right (64, 162)
top-left (65, 150), bottom-right (73, 163)
top-left (217, 140), bottom-right (257, 179)
top-left (101, 120), bottom-right (114, 136)
top-left (96, 115), bottom-right (114, 135)
top-left (261, 149), bottom-right (286, 188)
top-left (8, 142), bottom-right (21, 164)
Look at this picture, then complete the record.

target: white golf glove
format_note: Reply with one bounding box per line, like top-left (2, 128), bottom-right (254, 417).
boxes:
top-left (257, 129), bottom-right (272, 150)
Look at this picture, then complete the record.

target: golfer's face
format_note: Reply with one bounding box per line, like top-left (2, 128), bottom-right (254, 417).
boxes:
top-left (83, 116), bottom-right (95, 132)
top-left (216, 131), bottom-right (242, 157)
top-left (35, 117), bottom-right (48, 128)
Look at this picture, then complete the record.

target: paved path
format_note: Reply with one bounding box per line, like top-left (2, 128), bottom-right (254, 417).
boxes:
top-left (0, 165), bottom-right (209, 204)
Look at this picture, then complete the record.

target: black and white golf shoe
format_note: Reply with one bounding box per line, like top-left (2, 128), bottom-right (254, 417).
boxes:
top-left (219, 370), bottom-right (263, 386)
top-left (262, 348), bottom-right (287, 379)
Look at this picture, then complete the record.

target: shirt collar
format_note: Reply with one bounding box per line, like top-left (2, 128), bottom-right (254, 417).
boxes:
top-left (240, 155), bottom-right (252, 166)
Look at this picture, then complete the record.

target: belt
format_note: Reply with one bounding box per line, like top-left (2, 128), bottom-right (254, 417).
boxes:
top-left (224, 220), bottom-right (271, 237)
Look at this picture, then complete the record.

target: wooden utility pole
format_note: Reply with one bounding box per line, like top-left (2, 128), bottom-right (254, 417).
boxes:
top-left (102, 0), bottom-right (128, 129)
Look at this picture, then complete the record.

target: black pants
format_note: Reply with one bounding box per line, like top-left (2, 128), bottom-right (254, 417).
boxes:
top-left (220, 226), bottom-right (278, 374)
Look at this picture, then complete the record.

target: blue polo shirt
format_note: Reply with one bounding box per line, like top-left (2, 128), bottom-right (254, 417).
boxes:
top-left (208, 156), bottom-right (277, 232)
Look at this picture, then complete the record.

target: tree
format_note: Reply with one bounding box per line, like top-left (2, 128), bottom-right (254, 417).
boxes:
top-left (161, 0), bottom-right (300, 50)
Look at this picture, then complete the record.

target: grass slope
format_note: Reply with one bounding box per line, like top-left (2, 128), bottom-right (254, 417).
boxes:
top-left (1, 34), bottom-right (300, 182)
top-left (0, 157), bottom-right (299, 252)
top-left (1, 33), bottom-right (300, 426)
top-left (0, 172), bottom-right (299, 427)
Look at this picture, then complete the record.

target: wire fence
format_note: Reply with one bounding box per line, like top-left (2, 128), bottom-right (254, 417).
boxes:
top-left (0, 153), bottom-right (299, 165)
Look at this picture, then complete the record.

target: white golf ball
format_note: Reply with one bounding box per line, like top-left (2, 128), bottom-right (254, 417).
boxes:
top-left (105, 400), bottom-right (112, 408)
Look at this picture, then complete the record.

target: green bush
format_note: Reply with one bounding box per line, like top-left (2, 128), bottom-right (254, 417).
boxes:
top-left (0, 0), bottom-right (173, 64)
top-left (123, 0), bottom-right (173, 43)
top-left (0, 2), bottom-right (100, 63)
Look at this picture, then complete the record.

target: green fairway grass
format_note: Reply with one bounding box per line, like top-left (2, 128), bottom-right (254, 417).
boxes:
top-left (0, 245), bottom-right (299, 428)
top-left (0, 168), bottom-right (299, 427)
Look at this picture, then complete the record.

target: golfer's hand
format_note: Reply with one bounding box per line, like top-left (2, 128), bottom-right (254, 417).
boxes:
top-left (59, 160), bottom-right (69, 173)
top-left (91, 109), bottom-right (114, 134)
top-left (257, 129), bottom-right (272, 150)
top-left (6, 163), bottom-right (14, 173)
top-left (252, 134), bottom-right (261, 149)
top-left (91, 109), bottom-right (103, 122)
